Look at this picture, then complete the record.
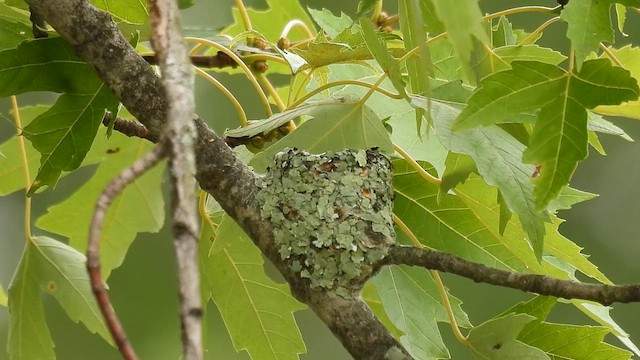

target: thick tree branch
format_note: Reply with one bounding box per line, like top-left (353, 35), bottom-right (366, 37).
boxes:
top-left (24, 0), bottom-right (410, 359)
top-left (383, 245), bottom-right (640, 305)
top-left (148, 0), bottom-right (202, 359)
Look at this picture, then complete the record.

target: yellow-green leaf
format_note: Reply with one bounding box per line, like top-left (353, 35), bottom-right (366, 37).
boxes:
top-left (200, 215), bottom-right (307, 359)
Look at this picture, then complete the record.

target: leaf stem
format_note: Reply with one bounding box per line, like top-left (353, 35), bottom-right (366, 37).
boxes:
top-left (184, 37), bottom-right (273, 117)
top-left (393, 144), bottom-right (441, 185)
top-left (483, 6), bottom-right (557, 21)
top-left (287, 79), bottom-right (403, 110)
top-left (193, 67), bottom-right (248, 126)
top-left (198, 192), bottom-right (218, 235)
top-left (391, 214), bottom-right (468, 346)
top-left (517, 17), bottom-right (561, 46)
top-left (280, 19), bottom-right (314, 40)
top-left (256, 72), bottom-right (286, 111)
top-left (10, 96), bottom-right (32, 241)
top-left (599, 43), bottom-right (624, 68)
top-left (234, 0), bottom-right (253, 31)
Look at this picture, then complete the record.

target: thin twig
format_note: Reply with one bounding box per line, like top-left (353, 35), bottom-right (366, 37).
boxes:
top-left (149, 1), bottom-right (203, 359)
top-left (382, 245), bottom-right (640, 306)
top-left (87, 145), bottom-right (167, 360)
top-left (102, 113), bottom-right (157, 143)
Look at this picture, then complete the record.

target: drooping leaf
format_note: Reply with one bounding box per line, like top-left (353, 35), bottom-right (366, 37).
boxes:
top-left (387, 115), bottom-right (447, 176)
top-left (8, 236), bottom-right (113, 359)
top-left (501, 295), bottom-right (557, 321)
top-left (24, 84), bottom-right (118, 194)
top-left (429, 0), bottom-right (488, 79)
top-left (250, 95), bottom-right (393, 172)
top-left (307, 7), bottom-right (352, 38)
top-left (200, 215), bottom-right (307, 359)
top-left (225, 95), bottom-right (360, 138)
top-left (399, 0), bottom-right (431, 131)
top-left (0, 38), bottom-right (119, 193)
top-left (371, 266), bottom-right (470, 360)
top-left (36, 130), bottom-right (165, 278)
top-left (467, 313), bottom-right (549, 359)
top-left (359, 16), bottom-right (406, 97)
top-left (413, 97), bottom-right (549, 258)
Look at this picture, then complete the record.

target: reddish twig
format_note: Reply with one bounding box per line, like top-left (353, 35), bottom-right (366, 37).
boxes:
top-left (149, 0), bottom-right (202, 359)
top-left (87, 144), bottom-right (167, 360)
top-left (382, 245), bottom-right (640, 306)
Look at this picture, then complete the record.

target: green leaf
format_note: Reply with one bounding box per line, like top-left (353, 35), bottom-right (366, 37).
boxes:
top-left (0, 282), bottom-right (7, 307)
top-left (0, 17), bottom-right (31, 51)
top-left (8, 247), bottom-right (55, 360)
top-left (413, 98), bottom-right (549, 258)
top-left (519, 322), bottom-right (631, 359)
top-left (455, 60), bottom-right (638, 209)
top-left (307, 7), bottom-right (352, 38)
top-left (467, 313), bottom-right (549, 359)
top-left (399, 0), bottom-right (431, 131)
top-left (588, 111), bottom-right (633, 142)
top-left (561, 0), bottom-right (640, 67)
top-left (361, 283), bottom-right (403, 339)
top-left (371, 266), bottom-right (470, 359)
top-left (24, 84), bottom-right (118, 194)
top-left (502, 295), bottom-right (556, 320)
top-left (92, 0), bottom-right (148, 24)
top-left (0, 38), bottom-right (106, 96)
top-left (0, 106), bottom-right (49, 196)
top-left (0, 38), bottom-right (120, 193)
top-left (547, 186), bottom-right (598, 212)
top-left (523, 60), bottom-right (638, 208)
top-left (429, 0), bottom-right (488, 79)
top-left (455, 62), bottom-right (566, 129)
top-left (250, 95), bottom-right (393, 172)
top-left (387, 115), bottom-right (447, 177)
top-left (595, 46), bottom-right (640, 120)
top-left (471, 45), bottom-right (566, 81)
top-left (439, 152), bottom-right (476, 195)
top-left (223, 0), bottom-right (315, 42)
top-left (200, 215), bottom-right (307, 359)
top-left (506, 298), bottom-right (633, 359)
top-left (28, 236), bottom-right (111, 340)
top-left (455, 175), bottom-right (610, 284)
top-left (574, 302), bottom-right (640, 356)
top-left (358, 17), bottom-right (406, 97)
top-left (8, 236), bottom-right (112, 359)
top-left (36, 130), bottom-right (165, 278)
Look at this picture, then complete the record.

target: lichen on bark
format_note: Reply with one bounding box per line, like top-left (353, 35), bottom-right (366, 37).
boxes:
top-left (257, 148), bottom-right (395, 297)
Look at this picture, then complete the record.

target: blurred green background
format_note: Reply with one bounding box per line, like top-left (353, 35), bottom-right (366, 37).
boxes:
top-left (1, 0), bottom-right (639, 359)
